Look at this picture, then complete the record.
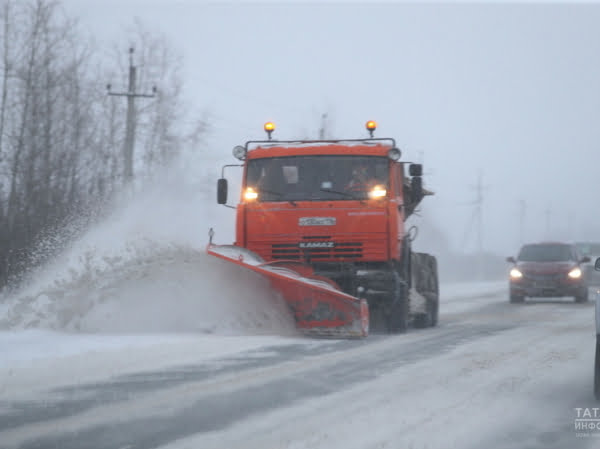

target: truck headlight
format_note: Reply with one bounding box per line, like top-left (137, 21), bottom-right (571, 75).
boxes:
top-left (244, 187), bottom-right (258, 201)
top-left (368, 185), bottom-right (386, 199)
top-left (568, 267), bottom-right (582, 279)
top-left (510, 268), bottom-right (523, 279)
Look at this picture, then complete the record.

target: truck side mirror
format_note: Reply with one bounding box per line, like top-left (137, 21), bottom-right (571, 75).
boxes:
top-left (217, 178), bottom-right (228, 204)
top-left (581, 256), bottom-right (591, 264)
top-left (410, 176), bottom-right (422, 202)
top-left (595, 257), bottom-right (600, 271)
top-left (506, 256), bottom-right (516, 264)
top-left (409, 164), bottom-right (423, 177)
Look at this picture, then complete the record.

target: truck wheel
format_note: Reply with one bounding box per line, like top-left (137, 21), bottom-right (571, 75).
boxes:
top-left (595, 336), bottom-right (600, 400)
top-left (430, 294), bottom-right (439, 327)
top-left (387, 274), bottom-right (408, 334)
top-left (413, 254), bottom-right (439, 328)
top-left (427, 256), bottom-right (439, 327)
top-left (413, 313), bottom-right (428, 328)
top-left (387, 298), bottom-right (408, 333)
top-left (413, 299), bottom-right (433, 329)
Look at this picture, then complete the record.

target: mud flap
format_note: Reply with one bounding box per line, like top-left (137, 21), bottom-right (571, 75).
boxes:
top-left (207, 244), bottom-right (369, 338)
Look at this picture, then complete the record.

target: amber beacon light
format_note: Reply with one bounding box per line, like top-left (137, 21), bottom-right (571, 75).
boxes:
top-left (366, 120), bottom-right (377, 137)
top-left (264, 122), bottom-right (275, 140)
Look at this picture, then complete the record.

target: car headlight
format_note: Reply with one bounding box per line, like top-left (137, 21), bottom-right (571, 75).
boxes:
top-left (568, 267), bottom-right (582, 279)
top-left (510, 268), bottom-right (523, 279)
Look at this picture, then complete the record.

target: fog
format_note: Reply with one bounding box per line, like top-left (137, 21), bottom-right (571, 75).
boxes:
top-left (62, 0), bottom-right (600, 257)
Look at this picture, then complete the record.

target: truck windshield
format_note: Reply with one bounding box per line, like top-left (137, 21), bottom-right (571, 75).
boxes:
top-left (246, 155), bottom-right (389, 202)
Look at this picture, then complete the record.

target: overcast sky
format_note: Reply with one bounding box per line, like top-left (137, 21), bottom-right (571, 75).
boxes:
top-left (61, 0), bottom-right (600, 255)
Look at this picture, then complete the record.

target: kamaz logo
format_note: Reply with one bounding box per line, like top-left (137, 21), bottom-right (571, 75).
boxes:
top-left (299, 241), bottom-right (335, 248)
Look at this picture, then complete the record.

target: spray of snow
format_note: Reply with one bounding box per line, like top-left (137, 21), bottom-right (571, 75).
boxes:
top-left (0, 169), bottom-right (296, 336)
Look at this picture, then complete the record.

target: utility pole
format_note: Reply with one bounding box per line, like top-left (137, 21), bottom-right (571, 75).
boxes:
top-left (318, 113), bottom-right (328, 139)
top-left (107, 47), bottom-right (157, 184)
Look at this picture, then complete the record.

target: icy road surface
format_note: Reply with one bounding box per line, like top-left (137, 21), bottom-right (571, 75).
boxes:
top-left (0, 282), bottom-right (597, 449)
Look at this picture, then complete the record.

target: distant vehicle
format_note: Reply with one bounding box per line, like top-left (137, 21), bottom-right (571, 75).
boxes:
top-left (575, 242), bottom-right (600, 287)
top-left (594, 257), bottom-right (600, 400)
top-left (506, 242), bottom-right (590, 303)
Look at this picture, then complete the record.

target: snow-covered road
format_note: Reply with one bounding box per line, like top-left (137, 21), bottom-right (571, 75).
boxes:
top-left (1, 281), bottom-right (597, 449)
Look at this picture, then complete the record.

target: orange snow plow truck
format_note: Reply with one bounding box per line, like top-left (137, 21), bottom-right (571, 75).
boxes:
top-left (208, 121), bottom-right (439, 338)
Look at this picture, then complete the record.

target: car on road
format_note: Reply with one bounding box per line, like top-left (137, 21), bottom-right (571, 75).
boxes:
top-left (575, 242), bottom-right (600, 287)
top-left (506, 242), bottom-right (590, 303)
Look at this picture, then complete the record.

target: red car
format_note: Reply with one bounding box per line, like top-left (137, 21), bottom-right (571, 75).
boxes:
top-left (507, 242), bottom-right (590, 303)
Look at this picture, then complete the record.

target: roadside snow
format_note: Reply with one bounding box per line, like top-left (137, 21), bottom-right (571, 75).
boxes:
top-left (0, 280), bottom-right (504, 402)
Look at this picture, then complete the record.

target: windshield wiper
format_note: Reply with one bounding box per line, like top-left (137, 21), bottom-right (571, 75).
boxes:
top-left (319, 188), bottom-right (365, 203)
top-left (257, 188), bottom-right (296, 206)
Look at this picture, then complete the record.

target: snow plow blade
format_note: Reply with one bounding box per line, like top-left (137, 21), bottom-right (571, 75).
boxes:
top-left (207, 244), bottom-right (369, 338)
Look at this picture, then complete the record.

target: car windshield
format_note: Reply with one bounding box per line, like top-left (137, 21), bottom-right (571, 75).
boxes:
top-left (517, 244), bottom-right (574, 262)
top-left (245, 155), bottom-right (389, 201)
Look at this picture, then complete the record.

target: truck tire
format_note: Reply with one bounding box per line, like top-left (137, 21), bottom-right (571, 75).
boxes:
top-left (594, 334), bottom-right (600, 401)
top-left (430, 297), bottom-right (439, 326)
top-left (387, 299), bottom-right (408, 333)
top-left (412, 253), bottom-right (439, 328)
top-left (387, 273), bottom-right (408, 334)
top-left (414, 295), bottom-right (434, 328)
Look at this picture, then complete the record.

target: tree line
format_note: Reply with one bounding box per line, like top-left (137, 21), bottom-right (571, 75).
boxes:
top-left (0, 0), bottom-right (204, 289)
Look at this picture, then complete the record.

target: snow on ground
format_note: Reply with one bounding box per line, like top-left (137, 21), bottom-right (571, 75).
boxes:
top-left (157, 301), bottom-right (595, 449)
top-left (0, 278), bottom-right (506, 402)
top-left (0, 247), bottom-right (295, 335)
top-left (0, 331), bottom-right (307, 401)
top-left (441, 279), bottom-right (507, 314)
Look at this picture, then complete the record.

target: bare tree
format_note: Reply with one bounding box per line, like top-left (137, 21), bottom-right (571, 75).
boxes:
top-left (0, 2), bottom-right (209, 289)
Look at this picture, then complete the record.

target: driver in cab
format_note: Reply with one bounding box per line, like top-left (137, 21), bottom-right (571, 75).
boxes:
top-left (345, 165), bottom-right (372, 193)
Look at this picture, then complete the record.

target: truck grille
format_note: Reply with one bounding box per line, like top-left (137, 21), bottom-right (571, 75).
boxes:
top-left (271, 242), bottom-right (363, 260)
